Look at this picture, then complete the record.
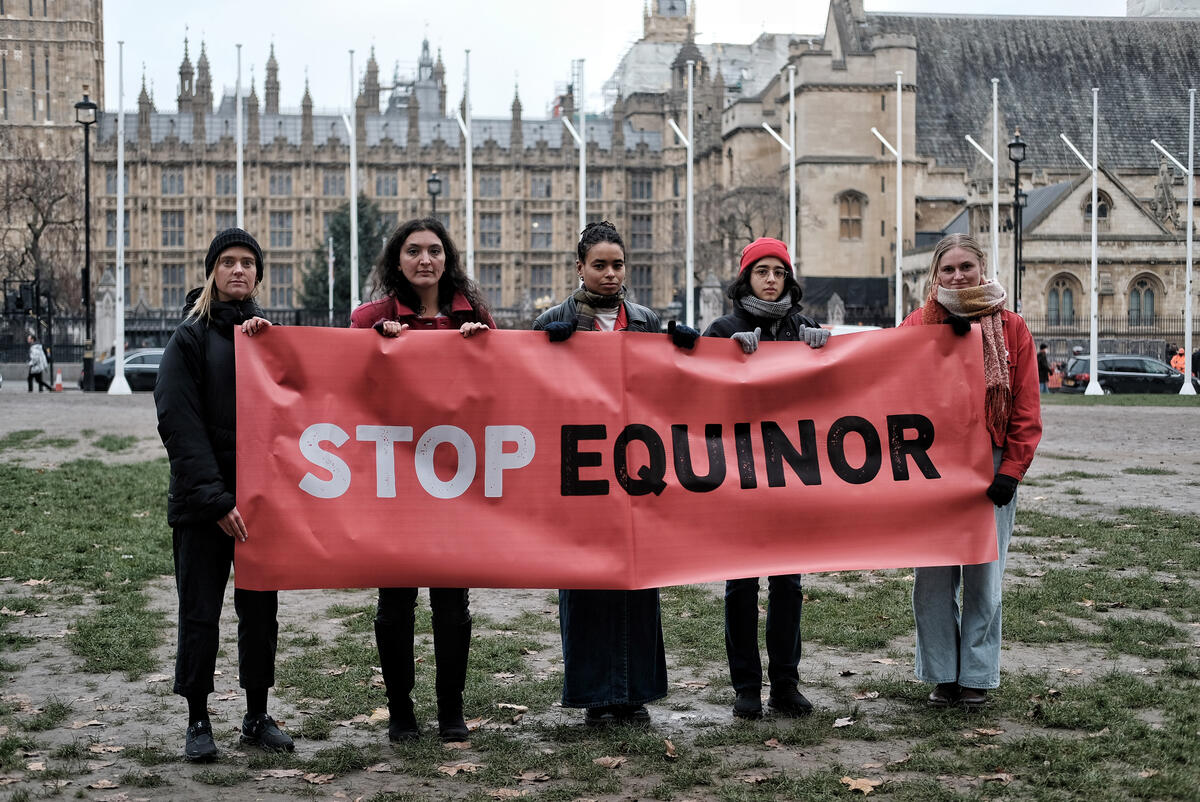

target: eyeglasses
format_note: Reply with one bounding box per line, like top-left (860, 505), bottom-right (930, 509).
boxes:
top-left (752, 267), bottom-right (788, 280)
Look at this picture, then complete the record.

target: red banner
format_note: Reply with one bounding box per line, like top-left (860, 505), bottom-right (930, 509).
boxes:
top-left (234, 326), bottom-right (997, 591)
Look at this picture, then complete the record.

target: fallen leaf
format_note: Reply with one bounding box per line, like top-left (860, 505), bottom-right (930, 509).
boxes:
top-left (303, 773), bottom-right (335, 784)
top-left (872, 658), bottom-right (897, 665)
top-left (131, 510), bottom-right (150, 518)
top-left (22, 578), bottom-right (52, 586)
top-left (861, 762), bottom-right (884, 769)
top-left (0, 607), bottom-right (26, 617)
top-left (466, 717), bottom-right (491, 730)
top-left (27, 761), bottom-right (46, 771)
top-left (513, 771), bottom-right (550, 782)
top-left (887, 755), bottom-right (912, 766)
top-left (324, 666), bottom-right (348, 676)
top-left (260, 769), bottom-right (304, 778)
top-left (521, 648), bottom-right (538, 655)
top-left (70, 720), bottom-right (105, 729)
top-left (1077, 599), bottom-right (1095, 608)
top-left (338, 714), bottom-right (369, 726)
top-left (833, 717), bottom-right (856, 728)
top-left (438, 762), bottom-right (483, 776)
top-left (213, 691), bottom-right (238, 701)
top-left (1088, 727), bottom-right (1110, 738)
top-left (365, 763), bottom-right (392, 773)
top-left (763, 738), bottom-right (782, 749)
top-left (88, 744), bottom-right (124, 754)
top-left (87, 760), bottom-right (115, 770)
top-left (497, 703), bottom-right (528, 713)
top-left (739, 772), bottom-right (770, 784)
top-left (1138, 769), bottom-right (1160, 778)
top-left (88, 779), bottom-right (119, 789)
top-left (368, 707), bottom-right (390, 723)
top-left (840, 776), bottom-right (882, 795)
top-left (443, 740), bottom-right (472, 750)
top-left (593, 756), bottom-right (626, 769)
top-left (143, 673), bottom-right (170, 684)
top-left (980, 772), bottom-right (1014, 784)
top-left (674, 680), bottom-right (709, 690)
top-left (853, 691), bottom-right (879, 700)
top-left (1059, 668), bottom-right (1083, 675)
top-left (1026, 570), bottom-right (1046, 577)
top-left (974, 727), bottom-right (1005, 737)
top-left (664, 739), bottom-right (677, 760)
top-left (493, 672), bottom-right (516, 679)
top-left (488, 790), bottom-right (529, 799)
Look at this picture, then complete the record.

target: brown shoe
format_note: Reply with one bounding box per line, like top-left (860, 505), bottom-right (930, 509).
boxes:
top-left (958, 687), bottom-right (988, 709)
top-left (927, 682), bottom-right (959, 708)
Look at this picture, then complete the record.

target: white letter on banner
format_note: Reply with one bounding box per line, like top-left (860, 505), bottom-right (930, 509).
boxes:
top-left (414, 425), bottom-right (476, 499)
top-left (298, 423), bottom-right (351, 498)
top-left (356, 425), bottom-right (414, 498)
top-left (484, 425), bottom-right (535, 498)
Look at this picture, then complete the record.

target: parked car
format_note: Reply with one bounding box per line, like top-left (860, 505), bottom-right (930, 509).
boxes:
top-left (1059, 354), bottom-right (1200, 394)
top-left (83, 348), bottom-right (165, 391)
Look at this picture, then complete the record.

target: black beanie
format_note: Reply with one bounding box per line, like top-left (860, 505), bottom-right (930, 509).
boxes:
top-left (205, 228), bottom-right (265, 282)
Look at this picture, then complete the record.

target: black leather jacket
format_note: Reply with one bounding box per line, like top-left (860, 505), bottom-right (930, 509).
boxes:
top-left (532, 295), bottom-right (662, 333)
top-left (703, 304), bottom-right (818, 341)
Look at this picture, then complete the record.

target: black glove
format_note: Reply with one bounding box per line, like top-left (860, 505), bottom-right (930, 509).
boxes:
top-left (668, 320), bottom-right (700, 350)
top-left (985, 473), bottom-right (1019, 507)
top-left (544, 321), bottom-right (574, 342)
top-left (943, 314), bottom-right (971, 336)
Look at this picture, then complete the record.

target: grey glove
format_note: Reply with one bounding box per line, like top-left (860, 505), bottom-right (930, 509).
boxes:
top-left (799, 325), bottom-right (830, 348)
top-left (731, 327), bottom-right (761, 354)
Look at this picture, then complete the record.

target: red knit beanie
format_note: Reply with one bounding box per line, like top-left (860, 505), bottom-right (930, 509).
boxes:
top-left (739, 237), bottom-right (792, 274)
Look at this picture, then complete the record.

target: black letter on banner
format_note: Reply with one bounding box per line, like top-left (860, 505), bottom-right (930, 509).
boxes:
top-left (562, 425), bottom-right (609, 496)
top-left (762, 420), bottom-right (821, 487)
top-left (613, 424), bottom-right (668, 496)
top-left (886, 414), bottom-right (941, 480)
top-left (734, 422), bottom-right (757, 489)
top-left (671, 424), bottom-right (726, 492)
top-left (827, 416), bottom-right (882, 484)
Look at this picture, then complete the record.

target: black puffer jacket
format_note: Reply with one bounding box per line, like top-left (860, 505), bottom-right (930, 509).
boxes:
top-left (703, 303), bottom-right (818, 341)
top-left (154, 290), bottom-right (262, 527)
top-left (532, 295), bottom-right (662, 332)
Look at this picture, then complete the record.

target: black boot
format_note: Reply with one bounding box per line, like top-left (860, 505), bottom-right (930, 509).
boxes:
top-left (432, 589), bottom-right (472, 741)
top-left (375, 589), bottom-right (419, 741)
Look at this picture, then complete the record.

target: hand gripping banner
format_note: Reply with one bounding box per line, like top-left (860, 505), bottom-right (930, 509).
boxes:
top-left (234, 326), bottom-right (997, 591)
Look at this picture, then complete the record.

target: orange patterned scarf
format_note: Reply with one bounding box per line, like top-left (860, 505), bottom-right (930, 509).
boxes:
top-left (921, 281), bottom-right (1010, 446)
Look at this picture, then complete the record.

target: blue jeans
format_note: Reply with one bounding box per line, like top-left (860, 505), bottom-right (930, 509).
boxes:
top-left (725, 575), bottom-right (803, 696)
top-left (559, 589), bottom-right (667, 708)
top-left (912, 448), bottom-right (1016, 689)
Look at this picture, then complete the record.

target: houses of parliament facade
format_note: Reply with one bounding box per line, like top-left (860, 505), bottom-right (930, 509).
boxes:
top-left (6, 0), bottom-right (1200, 334)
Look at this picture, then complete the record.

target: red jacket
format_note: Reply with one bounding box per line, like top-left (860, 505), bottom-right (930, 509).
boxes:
top-left (349, 292), bottom-right (495, 330)
top-left (901, 307), bottom-right (1042, 481)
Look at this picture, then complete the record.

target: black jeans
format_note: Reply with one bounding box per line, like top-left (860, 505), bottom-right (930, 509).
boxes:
top-left (375, 587), bottom-right (471, 715)
top-left (724, 575), bottom-right (803, 696)
top-left (559, 588), bottom-right (667, 708)
top-left (172, 523), bottom-right (278, 697)
top-left (28, 370), bottom-right (52, 391)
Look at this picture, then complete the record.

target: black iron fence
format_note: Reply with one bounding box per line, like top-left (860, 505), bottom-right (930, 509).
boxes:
top-left (1022, 313), bottom-right (1199, 366)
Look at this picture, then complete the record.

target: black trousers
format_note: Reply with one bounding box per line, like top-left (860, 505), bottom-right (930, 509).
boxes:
top-left (724, 575), bottom-right (803, 696)
top-left (28, 370), bottom-right (52, 391)
top-left (375, 587), bottom-right (471, 715)
top-left (172, 523), bottom-right (278, 697)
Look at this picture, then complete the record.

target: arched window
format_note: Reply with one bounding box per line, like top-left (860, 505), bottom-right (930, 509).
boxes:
top-left (1128, 276), bottom-right (1158, 325)
top-left (837, 191), bottom-right (866, 241)
top-left (1083, 190), bottom-right (1113, 229)
top-left (1047, 275), bottom-right (1077, 326)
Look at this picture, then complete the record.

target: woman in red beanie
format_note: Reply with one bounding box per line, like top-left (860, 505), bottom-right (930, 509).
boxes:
top-left (902, 233), bottom-right (1041, 709)
top-left (702, 236), bottom-right (827, 720)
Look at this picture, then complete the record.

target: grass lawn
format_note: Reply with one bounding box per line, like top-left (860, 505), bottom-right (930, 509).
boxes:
top-left (0, 458), bottom-right (1197, 800)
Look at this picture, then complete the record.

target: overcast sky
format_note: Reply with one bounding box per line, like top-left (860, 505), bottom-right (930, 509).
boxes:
top-left (102, 0), bottom-right (1130, 119)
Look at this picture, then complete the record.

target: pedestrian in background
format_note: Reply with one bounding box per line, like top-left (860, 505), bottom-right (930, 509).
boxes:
top-left (26, 334), bottom-right (52, 392)
top-left (702, 237), bottom-right (828, 720)
top-left (902, 234), bottom-right (1042, 710)
top-left (1037, 343), bottom-right (1051, 394)
top-left (1170, 348), bottom-right (1186, 373)
top-left (154, 228), bottom-right (291, 762)
top-left (350, 217), bottom-right (490, 743)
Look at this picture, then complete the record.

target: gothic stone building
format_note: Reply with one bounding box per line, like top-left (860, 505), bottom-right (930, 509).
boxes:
top-left (87, 0), bottom-right (1200, 339)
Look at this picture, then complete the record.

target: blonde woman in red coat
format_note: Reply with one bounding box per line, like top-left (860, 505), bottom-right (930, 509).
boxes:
top-left (901, 233), bottom-right (1042, 709)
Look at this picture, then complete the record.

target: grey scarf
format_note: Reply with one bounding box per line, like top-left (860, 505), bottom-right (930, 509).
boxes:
top-left (737, 295), bottom-right (794, 338)
top-left (573, 285), bottom-right (626, 331)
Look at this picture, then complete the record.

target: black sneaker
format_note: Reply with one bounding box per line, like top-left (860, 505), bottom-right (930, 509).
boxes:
top-left (388, 709), bottom-right (420, 742)
top-left (438, 713), bottom-right (470, 742)
top-left (768, 687), bottom-right (814, 717)
top-left (184, 719), bottom-right (218, 762)
top-left (240, 713), bottom-right (294, 752)
top-left (732, 693), bottom-right (763, 719)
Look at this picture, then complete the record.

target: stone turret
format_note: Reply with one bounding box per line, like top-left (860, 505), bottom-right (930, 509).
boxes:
top-left (363, 47), bottom-right (381, 114)
top-left (510, 86), bottom-right (523, 151)
top-left (264, 44), bottom-right (280, 114)
top-left (301, 79), bottom-right (313, 155)
top-left (246, 78), bottom-right (260, 150)
top-left (177, 37), bottom-right (193, 113)
top-left (407, 93), bottom-right (420, 151)
top-left (193, 43), bottom-right (211, 148)
top-left (137, 72), bottom-right (153, 146)
top-left (434, 49), bottom-right (447, 115)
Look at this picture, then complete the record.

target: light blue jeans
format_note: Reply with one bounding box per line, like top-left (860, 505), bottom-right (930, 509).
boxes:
top-left (912, 448), bottom-right (1016, 689)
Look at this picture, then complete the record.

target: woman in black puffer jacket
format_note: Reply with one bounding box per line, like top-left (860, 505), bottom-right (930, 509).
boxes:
top-left (154, 228), bottom-right (291, 763)
top-left (702, 237), bottom-right (828, 722)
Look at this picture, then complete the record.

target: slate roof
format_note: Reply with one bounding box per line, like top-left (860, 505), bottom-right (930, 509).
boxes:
top-left (96, 102), bottom-right (662, 152)
top-left (861, 12), bottom-right (1200, 170)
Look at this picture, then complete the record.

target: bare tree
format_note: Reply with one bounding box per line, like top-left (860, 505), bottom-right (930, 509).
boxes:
top-left (0, 127), bottom-right (83, 312)
top-left (696, 167), bottom-right (788, 282)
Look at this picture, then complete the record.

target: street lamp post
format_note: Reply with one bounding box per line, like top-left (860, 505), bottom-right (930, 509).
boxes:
top-left (427, 168), bottom-right (443, 217)
top-left (75, 87), bottom-right (98, 391)
top-left (1008, 129), bottom-right (1027, 312)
